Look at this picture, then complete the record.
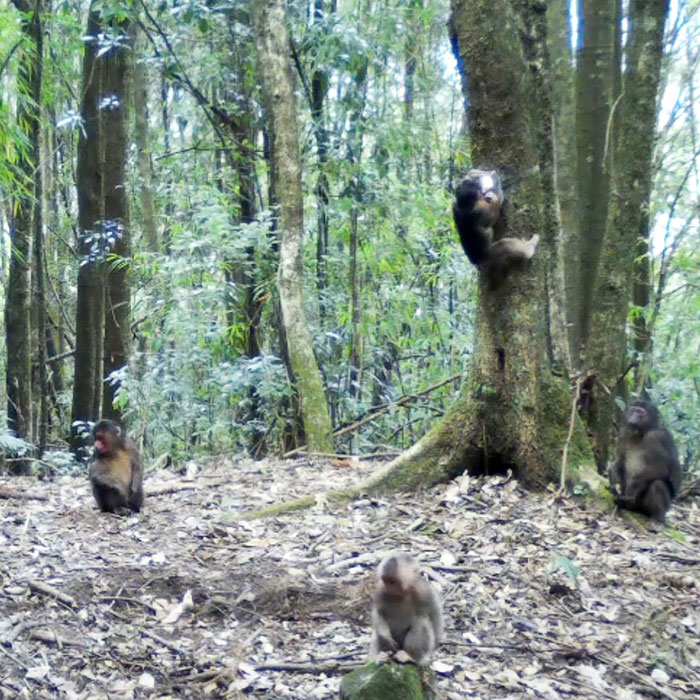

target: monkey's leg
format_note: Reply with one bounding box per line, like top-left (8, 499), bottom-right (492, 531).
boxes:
top-left (640, 480), bottom-right (671, 522)
top-left (92, 480), bottom-right (128, 513)
top-left (402, 617), bottom-right (435, 665)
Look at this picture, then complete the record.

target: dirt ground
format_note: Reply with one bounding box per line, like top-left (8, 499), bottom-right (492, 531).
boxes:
top-left (1, 456), bottom-right (699, 699)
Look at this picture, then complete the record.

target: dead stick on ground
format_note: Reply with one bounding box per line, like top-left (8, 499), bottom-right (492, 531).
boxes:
top-left (0, 488), bottom-right (48, 501)
top-left (106, 608), bottom-right (189, 656)
top-left (254, 661), bottom-right (361, 674)
top-left (27, 579), bottom-right (76, 607)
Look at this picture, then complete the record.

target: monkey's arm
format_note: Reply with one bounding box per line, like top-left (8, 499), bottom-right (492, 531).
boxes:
top-left (608, 455), bottom-right (624, 498)
top-left (370, 607), bottom-right (397, 652)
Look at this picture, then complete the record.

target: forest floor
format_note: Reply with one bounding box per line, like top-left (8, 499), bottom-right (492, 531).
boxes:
top-left (0, 456), bottom-right (699, 700)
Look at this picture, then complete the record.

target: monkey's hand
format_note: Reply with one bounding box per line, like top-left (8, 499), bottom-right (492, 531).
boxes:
top-left (393, 650), bottom-right (415, 664)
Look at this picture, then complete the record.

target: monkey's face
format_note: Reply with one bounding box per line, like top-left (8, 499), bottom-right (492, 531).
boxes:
top-left (93, 421), bottom-right (122, 456)
top-left (626, 403), bottom-right (654, 433)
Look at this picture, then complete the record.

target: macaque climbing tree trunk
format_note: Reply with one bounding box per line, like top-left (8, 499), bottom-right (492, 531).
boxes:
top-left (252, 0), bottom-right (334, 454)
top-left (363, 0), bottom-right (594, 493)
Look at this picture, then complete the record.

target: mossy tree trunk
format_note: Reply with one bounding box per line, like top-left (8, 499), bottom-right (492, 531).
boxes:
top-left (363, 0), bottom-right (595, 494)
top-left (253, 0), bottom-right (334, 454)
top-left (586, 0), bottom-right (670, 469)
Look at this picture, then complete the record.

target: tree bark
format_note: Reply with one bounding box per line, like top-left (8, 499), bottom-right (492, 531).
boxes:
top-left (5, 0), bottom-right (41, 464)
top-left (133, 26), bottom-right (158, 253)
top-left (586, 0), bottom-right (669, 468)
top-left (101, 22), bottom-right (132, 421)
top-left (72, 3), bottom-right (106, 449)
top-left (571, 0), bottom-right (616, 366)
top-left (253, 0), bottom-right (334, 453)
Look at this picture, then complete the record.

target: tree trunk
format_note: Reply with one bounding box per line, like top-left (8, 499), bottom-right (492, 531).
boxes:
top-left (253, 0), bottom-right (334, 453)
top-left (31, 5), bottom-right (48, 456)
top-left (571, 0), bottom-right (616, 366)
top-left (133, 26), bottom-right (158, 253)
top-left (72, 4), bottom-right (106, 450)
top-left (361, 0), bottom-right (595, 493)
top-left (101, 22), bottom-right (132, 421)
top-left (310, 0), bottom-right (331, 328)
top-left (5, 0), bottom-right (41, 464)
top-left (586, 0), bottom-right (669, 468)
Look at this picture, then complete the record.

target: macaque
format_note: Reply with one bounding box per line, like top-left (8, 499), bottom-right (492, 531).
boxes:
top-left (370, 552), bottom-right (443, 665)
top-left (609, 401), bottom-right (681, 522)
top-left (89, 419), bottom-right (144, 513)
top-left (452, 169), bottom-right (539, 288)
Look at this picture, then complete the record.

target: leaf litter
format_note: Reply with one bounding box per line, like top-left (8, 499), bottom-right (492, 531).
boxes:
top-left (1, 457), bottom-right (699, 699)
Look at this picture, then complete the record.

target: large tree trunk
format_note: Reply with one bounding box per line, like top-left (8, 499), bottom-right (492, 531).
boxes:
top-left (361, 0), bottom-right (595, 493)
top-left (72, 4), bottom-right (106, 450)
top-left (101, 22), bottom-right (132, 421)
top-left (253, 0), bottom-right (333, 453)
top-left (586, 0), bottom-right (669, 469)
top-left (5, 0), bottom-right (41, 464)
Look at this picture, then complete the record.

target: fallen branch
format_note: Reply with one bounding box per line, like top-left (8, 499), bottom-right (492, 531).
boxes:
top-left (29, 628), bottom-right (85, 648)
top-left (255, 661), bottom-right (361, 674)
top-left (0, 488), bottom-right (48, 502)
top-left (146, 483), bottom-right (197, 497)
top-left (27, 579), bottom-right (76, 607)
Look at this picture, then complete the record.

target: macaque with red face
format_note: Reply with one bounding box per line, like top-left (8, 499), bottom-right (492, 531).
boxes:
top-left (452, 169), bottom-right (540, 288)
top-left (609, 401), bottom-right (681, 522)
top-left (89, 419), bottom-right (144, 513)
top-left (369, 552), bottom-right (443, 665)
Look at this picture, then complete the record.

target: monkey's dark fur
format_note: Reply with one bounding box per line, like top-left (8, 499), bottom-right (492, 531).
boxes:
top-left (609, 401), bottom-right (681, 522)
top-left (89, 419), bottom-right (144, 513)
top-left (452, 170), bottom-right (539, 287)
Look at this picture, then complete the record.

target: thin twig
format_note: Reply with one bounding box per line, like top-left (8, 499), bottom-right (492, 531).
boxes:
top-left (561, 376), bottom-right (583, 490)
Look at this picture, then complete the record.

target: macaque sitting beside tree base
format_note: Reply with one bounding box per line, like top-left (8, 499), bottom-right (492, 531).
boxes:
top-left (609, 401), bottom-right (681, 523)
top-left (90, 419), bottom-right (144, 514)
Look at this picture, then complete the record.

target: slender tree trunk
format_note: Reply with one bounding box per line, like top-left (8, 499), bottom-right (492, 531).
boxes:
top-left (72, 4), bottom-right (106, 450)
top-left (572, 0), bottom-right (616, 366)
top-left (133, 26), bottom-right (158, 253)
top-left (31, 8), bottom-right (48, 456)
top-left (586, 0), bottom-right (669, 468)
top-left (548, 0), bottom-right (578, 369)
top-left (101, 22), bottom-right (132, 421)
top-left (310, 0), bottom-right (331, 328)
top-left (5, 0), bottom-right (41, 464)
top-left (346, 59), bottom-right (368, 400)
top-left (253, 0), bottom-right (333, 453)
top-left (515, 0), bottom-right (570, 371)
